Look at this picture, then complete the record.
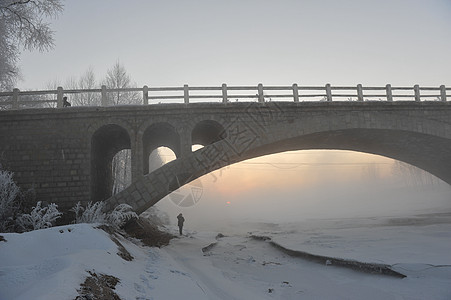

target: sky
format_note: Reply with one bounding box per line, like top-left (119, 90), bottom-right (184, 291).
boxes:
top-left (15, 0), bottom-right (451, 222)
top-left (18, 0), bottom-right (451, 89)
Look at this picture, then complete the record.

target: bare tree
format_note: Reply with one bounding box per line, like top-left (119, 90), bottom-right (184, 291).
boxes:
top-left (102, 60), bottom-right (140, 106)
top-left (65, 67), bottom-right (100, 106)
top-left (43, 67), bottom-right (100, 107)
top-left (112, 149), bottom-right (132, 195)
top-left (76, 67), bottom-right (100, 106)
top-left (0, 0), bottom-right (63, 91)
top-left (40, 78), bottom-right (61, 108)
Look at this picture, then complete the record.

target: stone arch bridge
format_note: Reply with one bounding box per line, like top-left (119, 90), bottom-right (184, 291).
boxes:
top-left (0, 101), bottom-right (450, 214)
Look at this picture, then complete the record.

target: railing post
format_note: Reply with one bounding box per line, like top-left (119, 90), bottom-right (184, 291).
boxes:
top-left (257, 83), bottom-right (264, 102)
top-left (386, 84), bottom-right (393, 102)
top-left (12, 88), bottom-right (19, 109)
top-left (184, 84), bottom-right (189, 104)
top-left (325, 83), bottom-right (332, 101)
top-left (292, 83), bottom-right (299, 102)
top-left (56, 86), bottom-right (64, 108)
top-left (414, 84), bottom-right (420, 102)
top-left (101, 85), bottom-right (107, 106)
top-left (440, 85), bottom-right (447, 102)
top-left (143, 85), bottom-right (149, 105)
top-left (222, 83), bottom-right (228, 103)
top-left (357, 84), bottom-right (363, 101)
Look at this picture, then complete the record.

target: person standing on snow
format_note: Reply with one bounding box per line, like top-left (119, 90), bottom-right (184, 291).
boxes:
top-left (177, 213), bottom-right (185, 236)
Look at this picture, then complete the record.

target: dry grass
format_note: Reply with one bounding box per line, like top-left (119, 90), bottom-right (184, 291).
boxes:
top-left (74, 271), bottom-right (121, 300)
top-left (123, 216), bottom-right (175, 248)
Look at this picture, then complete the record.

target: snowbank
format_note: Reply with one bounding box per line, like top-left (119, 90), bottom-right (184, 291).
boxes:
top-left (1, 217), bottom-right (451, 299)
top-left (0, 224), bottom-right (205, 300)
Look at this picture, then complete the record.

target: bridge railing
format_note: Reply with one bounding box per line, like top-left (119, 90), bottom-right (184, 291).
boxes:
top-left (0, 84), bottom-right (449, 109)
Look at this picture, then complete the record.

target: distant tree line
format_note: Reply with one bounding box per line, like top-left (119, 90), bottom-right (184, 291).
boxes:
top-left (391, 161), bottom-right (442, 187)
top-left (361, 160), bottom-right (441, 186)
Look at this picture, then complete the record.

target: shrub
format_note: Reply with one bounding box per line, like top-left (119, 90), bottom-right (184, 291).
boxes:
top-left (71, 201), bottom-right (106, 224)
top-left (106, 204), bottom-right (138, 228)
top-left (71, 201), bottom-right (137, 228)
top-left (0, 170), bottom-right (20, 232)
top-left (16, 201), bottom-right (62, 231)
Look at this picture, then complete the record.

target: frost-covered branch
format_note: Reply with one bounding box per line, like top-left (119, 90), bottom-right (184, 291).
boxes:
top-left (71, 201), bottom-right (106, 224)
top-left (0, 170), bottom-right (20, 232)
top-left (16, 201), bottom-right (62, 231)
top-left (71, 201), bottom-right (137, 228)
top-left (107, 204), bottom-right (138, 228)
top-left (0, 0), bottom-right (63, 90)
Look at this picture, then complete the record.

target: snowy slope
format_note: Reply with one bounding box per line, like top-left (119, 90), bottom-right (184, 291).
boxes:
top-left (0, 224), bottom-right (206, 300)
top-left (1, 219), bottom-right (451, 300)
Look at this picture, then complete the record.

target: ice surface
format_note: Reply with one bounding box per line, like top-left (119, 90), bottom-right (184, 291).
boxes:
top-left (1, 214), bottom-right (450, 299)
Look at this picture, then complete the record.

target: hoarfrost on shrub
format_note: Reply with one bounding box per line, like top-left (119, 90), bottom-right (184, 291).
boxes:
top-left (17, 201), bottom-right (62, 231)
top-left (71, 201), bottom-right (106, 224)
top-left (71, 201), bottom-right (137, 228)
top-left (0, 170), bottom-right (20, 232)
top-left (107, 204), bottom-right (138, 228)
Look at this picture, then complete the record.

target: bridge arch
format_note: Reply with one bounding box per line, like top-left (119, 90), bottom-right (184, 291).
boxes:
top-left (91, 123), bottom-right (132, 202)
top-left (105, 125), bottom-right (451, 214)
top-left (241, 128), bottom-right (451, 184)
top-left (191, 119), bottom-right (227, 147)
top-left (142, 122), bottom-right (181, 175)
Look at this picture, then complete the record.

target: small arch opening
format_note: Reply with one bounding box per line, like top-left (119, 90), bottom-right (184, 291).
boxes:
top-left (143, 122), bottom-right (180, 174)
top-left (191, 120), bottom-right (226, 147)
top-left (192, 144), bottom-right (204, 152)
top-left (148, 146), bottom-right (177, 173)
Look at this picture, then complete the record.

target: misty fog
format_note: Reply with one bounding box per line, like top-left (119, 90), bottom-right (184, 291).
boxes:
top-left (150, 150), bottom-right (451, 230)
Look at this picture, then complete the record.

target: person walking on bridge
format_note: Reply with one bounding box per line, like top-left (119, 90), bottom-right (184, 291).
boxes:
top-left (63, 96), bottom-right (71, 107)
top-left (177, 213), bottom-right (185, 236)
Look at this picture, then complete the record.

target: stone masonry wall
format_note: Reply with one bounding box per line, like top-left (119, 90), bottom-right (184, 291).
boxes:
top-left (0, 102), bottom-right (450, 214)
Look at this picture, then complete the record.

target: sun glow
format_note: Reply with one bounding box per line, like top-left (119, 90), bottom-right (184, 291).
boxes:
top-left (203, 150), bottom-right (395, 198)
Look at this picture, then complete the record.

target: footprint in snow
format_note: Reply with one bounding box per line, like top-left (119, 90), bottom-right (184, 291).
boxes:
top-left (139, 274), bottom-right (153, 289)
top-left (134, 283), bottom-right (146, 293)
top-left (136, 296), bottom-right (153, 300)
top-left (170, 269), bottom-right (187, 276)
top-left (145, 269), bottom-right (158, 279)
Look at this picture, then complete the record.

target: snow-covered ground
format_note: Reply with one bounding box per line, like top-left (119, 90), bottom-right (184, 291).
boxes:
top-left (1, 214), bottom-right (451, 300)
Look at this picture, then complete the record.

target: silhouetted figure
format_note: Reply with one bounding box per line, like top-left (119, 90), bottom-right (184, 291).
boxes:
top-left (63, 96), bottom-right (71, 107)
top-left (177, 213), bottom-right (185, 235)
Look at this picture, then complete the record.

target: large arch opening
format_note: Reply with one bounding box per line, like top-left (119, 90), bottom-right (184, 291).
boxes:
top-left (91, 124), bottom-right (131, 202)
top-left (191, 120), bottom-right (226, 147)
top-left (241, 128), bottom-right (451, 185)
top-left (143, 123), bottom-right (180, 175)
top-left (155, 148), bottom-right (451, 227)
top-left (141, 128), bottom-right (451, 218)
top-left (114, 127), bottom-right (451, 218)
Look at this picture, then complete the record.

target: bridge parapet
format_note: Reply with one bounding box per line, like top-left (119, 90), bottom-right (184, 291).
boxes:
top-left (0, 84), bottom-right (449, 109)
